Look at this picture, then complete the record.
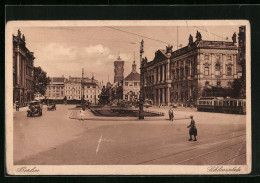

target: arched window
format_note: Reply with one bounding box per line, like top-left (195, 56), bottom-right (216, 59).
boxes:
top-left (227, 65), bottom-right (232, 76)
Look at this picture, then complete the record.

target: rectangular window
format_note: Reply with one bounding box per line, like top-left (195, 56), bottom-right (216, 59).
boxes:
top-left (204, 55), bottom-right (209, 60)
top-left (205, 81), bottom-right (209, 86)
top-left (227, 66), bottom-right (232, 76)
top-left (125, 82), bottom-right (128, 86)
top-left (204, 66), bottom-right (209, 76)
top-left (134, 82), bottom-right (138, 86)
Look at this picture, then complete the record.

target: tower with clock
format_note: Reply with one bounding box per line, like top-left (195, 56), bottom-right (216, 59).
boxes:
top-left (114, 56), bottom-right (125, 83)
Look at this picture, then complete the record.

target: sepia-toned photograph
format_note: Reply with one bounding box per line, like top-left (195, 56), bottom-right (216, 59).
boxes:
top-left (5, 20), bottom-right (251, 175)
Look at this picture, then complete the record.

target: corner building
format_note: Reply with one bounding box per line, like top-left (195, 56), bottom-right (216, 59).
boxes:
top-left (13, 29), bottom-right (35, 105)
top-left (45, 76), bottom-right (66, 102)
top-left (142, 32), bottom-right (240, 106)
top-left (64, 76), bottom-right (101, 104)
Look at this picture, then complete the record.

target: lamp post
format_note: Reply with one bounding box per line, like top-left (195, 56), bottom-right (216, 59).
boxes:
top-left (139, 39), bottom-right (144, 120)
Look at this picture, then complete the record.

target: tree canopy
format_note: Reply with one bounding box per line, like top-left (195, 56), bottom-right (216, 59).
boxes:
top-left (33, 66), bottom-right (50, 96)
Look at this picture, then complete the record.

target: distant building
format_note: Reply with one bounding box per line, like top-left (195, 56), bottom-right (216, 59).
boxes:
top-left (142, 31), bottom-right (241, 106)
top-left (114, 56), bottom-right (124, 83)
top-left (13, 29), bottom-right (35, 105)
top-left (64, 76), bottom-right (101, 104)
top-left (238, 26), bottom-right (246, 80)
top-left (45, 76), bottom-right (66, 102)
top-left (123, 61), bottom-right (140, 101)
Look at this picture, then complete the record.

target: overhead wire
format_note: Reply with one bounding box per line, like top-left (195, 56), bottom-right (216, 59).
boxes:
top-left (106, 26), bottom-right (230, 49)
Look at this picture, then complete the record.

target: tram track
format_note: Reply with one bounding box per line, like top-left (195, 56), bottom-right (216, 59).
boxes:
top-left (92, 130), bottom-right (246, 165)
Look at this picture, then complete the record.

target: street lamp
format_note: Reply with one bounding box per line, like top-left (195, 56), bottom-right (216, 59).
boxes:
top-left (139, 39), bottom-right (144, 120)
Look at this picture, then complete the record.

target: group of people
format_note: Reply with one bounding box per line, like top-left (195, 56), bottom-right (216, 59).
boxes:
top-left (168, 107), bottom-right (197, 141)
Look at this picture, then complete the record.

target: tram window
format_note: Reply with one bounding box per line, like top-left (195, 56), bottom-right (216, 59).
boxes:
top-left (244, 102), bottom-right (246, 106)
top-left (230, 101), bottom-right (233, 106)
top-left (238, 101), bottom-right (241, 106)
top-left (234, 101), bottom-right (237, 106)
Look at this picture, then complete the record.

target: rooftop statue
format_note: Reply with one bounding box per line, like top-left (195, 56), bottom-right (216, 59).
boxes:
top-left (232, 32), bottom-right (237, 44)
top-left (195, 30), bottom-right (202, 41)
top-left (188, 34), bottom-right (193, 45)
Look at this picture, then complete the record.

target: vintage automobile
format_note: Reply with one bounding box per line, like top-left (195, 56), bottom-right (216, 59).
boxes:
top-left (47, 103), bottom-right (56, 111)
top-left (27, 101), bottom-right (42, 117)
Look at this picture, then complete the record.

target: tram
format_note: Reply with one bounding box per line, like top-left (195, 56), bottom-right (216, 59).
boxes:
top-left (197, 97), bottom-right (246, 114)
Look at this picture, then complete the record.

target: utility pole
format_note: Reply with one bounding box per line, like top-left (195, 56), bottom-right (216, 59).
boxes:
top-left (139, 39), bottom-right (144, 120)
top-left (81, 68), bottom-right (85, 110)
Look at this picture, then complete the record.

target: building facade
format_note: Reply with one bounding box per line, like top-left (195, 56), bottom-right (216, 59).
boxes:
top-left (13, 29), bottom-right (35, 105)
top-left (123, 61), bottom-right (140, 101)
top-left (64, 76), bottom-right (101, 104)
top-left (114, 56), bottom-right (125, 83)
top-left (238, 26), bottom-right (246, 80)
top-left (45, 76), bottom-right (66, 102)
top-left (142, 31), bottom-right (240, 106)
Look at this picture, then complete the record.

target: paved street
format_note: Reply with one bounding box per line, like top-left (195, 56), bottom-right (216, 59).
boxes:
top-left (14, 105), bottom-right (246, 165)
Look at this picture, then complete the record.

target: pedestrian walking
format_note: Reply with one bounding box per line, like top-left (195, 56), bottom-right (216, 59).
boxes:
top-left (15, 101), bottom-right (19, 111)
top-left (187, 115), bottom-right (197, 141)
top-left (168, 108), bottom-right (172, 121)
top-left (79, 109), bottom-right (85, 121)
top-left (171, 108), bottom-right (174, 121)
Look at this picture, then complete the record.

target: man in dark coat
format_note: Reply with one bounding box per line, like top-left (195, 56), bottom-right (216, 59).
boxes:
top-left (187, 115), bottom-right (197, 141)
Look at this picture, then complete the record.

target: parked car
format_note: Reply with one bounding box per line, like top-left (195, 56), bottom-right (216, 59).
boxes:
top-left (47, 103), bottom-right (56, 111)
top-left (27, 101), bottom-right (42, 117)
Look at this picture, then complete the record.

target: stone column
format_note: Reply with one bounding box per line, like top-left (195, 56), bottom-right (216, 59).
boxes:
top-left (199, 53), bottom-right (203, 79)
top-left (162, 64), bottom-right (165, 81)
top-left (157, 66), bottom-right (160, 83)
top-left (211, 54), bottom-right (214, 78)
top-left (17, 53), bottom-right (20, 85)
top-left (223, 54), bottom-right (226, 78)
top-left (167, 60), bottom-right (170, 80)
top-left (167, 87), bottom-right (170, 106)
top-left (158, 88), bottom-right (161, 105)
top-left (233, 54), bottom-right (237, 78)
top-left (162, 88), bottom-right (165, 105)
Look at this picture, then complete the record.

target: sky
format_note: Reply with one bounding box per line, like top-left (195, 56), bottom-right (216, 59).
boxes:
top-left (14, 25), bottom-right (240, 84)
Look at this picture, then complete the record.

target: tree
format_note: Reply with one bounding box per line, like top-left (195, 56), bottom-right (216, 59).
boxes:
top-left (232, 78), bottom-right (246, 98)
top-left (33, 66), bottom-right (50, 96)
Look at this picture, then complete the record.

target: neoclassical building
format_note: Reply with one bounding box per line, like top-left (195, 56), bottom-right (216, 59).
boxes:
top-left (13, 29), bottom-right (35, 105)
top-left (45, 76), bottom-right (66, 102)
top-left (142, 31), bottom-right (240, 106)
top-left (64, 76), bottom-right (101, 104)
top-left (123, 61), bottom-right (140, 101)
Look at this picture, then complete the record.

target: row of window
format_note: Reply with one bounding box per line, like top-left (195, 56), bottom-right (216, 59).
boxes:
top-left (125, 82), bottom-right (139, 87)
top-left (204, 54), bottom-right (232, 61)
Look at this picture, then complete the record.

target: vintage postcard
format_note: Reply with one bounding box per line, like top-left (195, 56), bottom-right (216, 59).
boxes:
top-left (5, 20), bottom-right (251, 175)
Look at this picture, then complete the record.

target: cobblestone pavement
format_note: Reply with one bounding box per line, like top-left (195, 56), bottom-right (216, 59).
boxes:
top-left (13, 104), bottom-right (247, 165)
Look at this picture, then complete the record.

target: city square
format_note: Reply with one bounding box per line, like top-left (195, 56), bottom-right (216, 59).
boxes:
top-left (13, 104), bottom-right (246, 165)
top-left (7, 20), bottom-right (249, 175)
